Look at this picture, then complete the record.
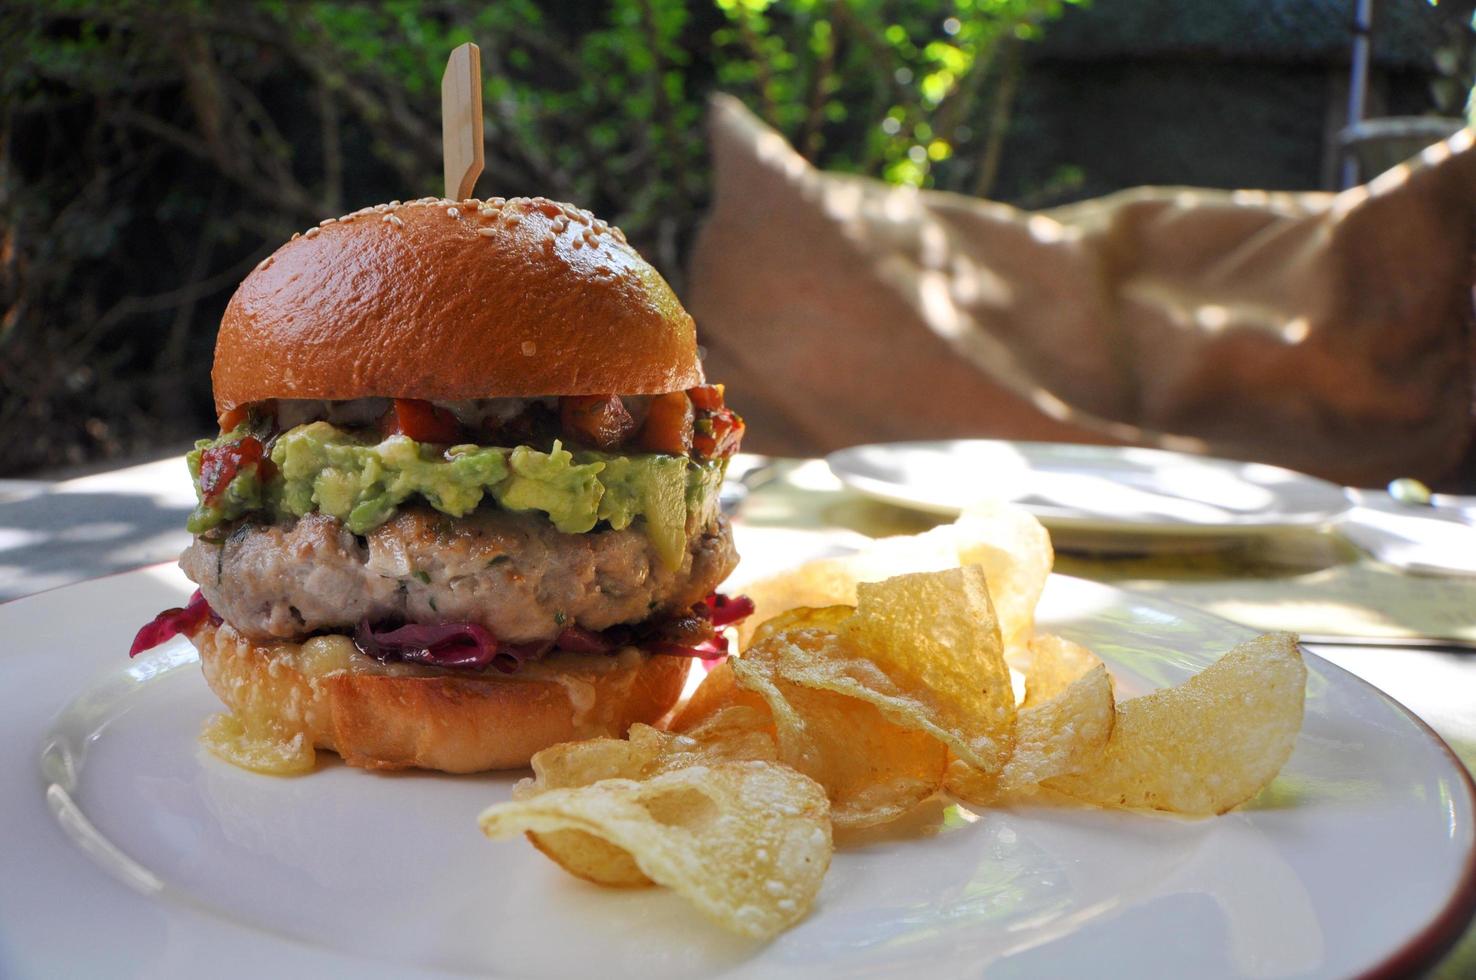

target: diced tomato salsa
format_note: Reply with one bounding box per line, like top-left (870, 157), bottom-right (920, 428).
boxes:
top-left (381, 399), bottom-right (463, 444)
top-left (198, 436), bottom-right (267, 505)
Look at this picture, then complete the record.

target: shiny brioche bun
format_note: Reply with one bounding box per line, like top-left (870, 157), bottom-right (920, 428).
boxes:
top-left (213, 196), bottom-right (702, 418)
top-left (194, 621), bottom-right (692, 773)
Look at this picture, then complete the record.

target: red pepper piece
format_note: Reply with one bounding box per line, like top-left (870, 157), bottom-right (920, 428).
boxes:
top-left (382, 399), bottom-right (463, 444)
top-left (199, 436), bottom-right (265, 505)
top-left (686, 383), bottom-right (725, 412)
top-left (217, 405), bottom-right (250, 433)
top-left (637, 391), bottom-right (694, 456)
top-left (693, 408), bottom-right (745, 460)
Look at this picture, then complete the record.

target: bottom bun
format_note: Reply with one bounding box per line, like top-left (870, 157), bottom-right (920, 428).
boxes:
top-left (193, 621), bottom-right (691, 773)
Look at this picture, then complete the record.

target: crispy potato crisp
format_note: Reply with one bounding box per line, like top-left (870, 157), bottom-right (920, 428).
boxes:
top-left (950, 500), bottom-right (1053, 664)
top-left (946, 632), bottom-right (1115, 804)
top-left (732, 638), bottom-right (947, 829)
top-left (736, 557), bottom-right (879, 648)
top-left (475, 509), bottom-right (1311, 941)
top-left (1045, 632), bottom-right (1306, 815)
top-left (780, 567), bottom-right (1016, 775)
top-left (480, 761), bottom-right (833, 939)
top-left (1021, 632), bottom-right (1105, 707)
top-left (734, 502), bottom-right (1052, 665)
top-left (513, 716), bottom-right (778, 886)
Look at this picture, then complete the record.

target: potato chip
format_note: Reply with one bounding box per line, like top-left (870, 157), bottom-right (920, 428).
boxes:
top-left (479, 761), bottom-right (833, 939)
top-left (734, 502), bottom-right (1051, 667)
top-left (748, 604), bottom-right (853, 649)
top-left (731, 640), bottom-right (947, 830)
top-left (946, 635), bottom-right (1115, 804)
top-left (1045, 632), bottom-right (1306, 815)
top-left (512, 716), bottom-right (780, 886)
top-left (668, 661), bottom-right (771, 732)
top-left (675, 607), bottom-right (852, 733)
top-left (656, 708), bottom-right (778, 766)
top-left (951, 500), bottom-right (1054, 664)
top-left (512, 733), bottom-right (669, 887)
top-left (526, 824), bottom-right (651, 887)
top-left (736, 559), bottom-right (871, 648)
top-left (777, 567), bottom-right (1016, 775)
top-left (1021, 633), bottom-right (1105, 706)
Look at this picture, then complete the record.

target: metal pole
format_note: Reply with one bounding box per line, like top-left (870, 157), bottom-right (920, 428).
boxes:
top-left (1341, 0), bottom-right (1374, 188)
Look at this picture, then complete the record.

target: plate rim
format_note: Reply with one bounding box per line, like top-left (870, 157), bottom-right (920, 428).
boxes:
top-left (6, 564), bottom-right (1476, 977)
top-left (826, 439), bottom-right (1354, 532)
top-left (1286, 645), bottom-right (1476, 979)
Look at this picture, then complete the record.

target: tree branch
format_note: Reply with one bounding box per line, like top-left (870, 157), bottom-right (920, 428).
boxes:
top-left (971, 32), bottom-right (1022, 199)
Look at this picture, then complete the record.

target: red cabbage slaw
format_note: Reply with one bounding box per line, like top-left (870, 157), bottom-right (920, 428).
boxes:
top-left (130, 591), bottom-right (755, 673)
top-left (128, 589), bottom-right (219, 657)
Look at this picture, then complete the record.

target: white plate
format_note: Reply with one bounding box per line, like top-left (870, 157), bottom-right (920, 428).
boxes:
top-left (827, 440), bottom-right (1352, 536)
top-left (3, 563), bottom-right (1474, 979)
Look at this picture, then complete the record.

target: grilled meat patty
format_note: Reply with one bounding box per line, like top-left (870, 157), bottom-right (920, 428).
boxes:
top-left (180, 507), bottom-right (737, 644)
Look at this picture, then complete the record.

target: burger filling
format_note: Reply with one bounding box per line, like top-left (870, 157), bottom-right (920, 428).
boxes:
top-left (179, 506), bottom-right (738, 646)
top-left (139, 386), bottom-right (750, 674)
top-left (186, 386), bottom-right (741, 573)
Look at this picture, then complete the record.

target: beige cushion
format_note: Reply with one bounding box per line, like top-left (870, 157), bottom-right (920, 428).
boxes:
top-left (688, 95), bottom-right (1476, 489)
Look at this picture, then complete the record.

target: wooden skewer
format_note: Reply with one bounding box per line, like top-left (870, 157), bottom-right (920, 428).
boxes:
top-left (441, 42), bottom-right (484, 201)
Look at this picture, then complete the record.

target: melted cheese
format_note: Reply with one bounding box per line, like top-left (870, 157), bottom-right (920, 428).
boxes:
top-left (200, 712), bottom-right (316, 776)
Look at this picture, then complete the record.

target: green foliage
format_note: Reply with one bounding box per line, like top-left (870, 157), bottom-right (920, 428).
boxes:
top-left (0, 0), bottom-right (1081, 474)
top-left (710, 0), bottom-right (1082, 188)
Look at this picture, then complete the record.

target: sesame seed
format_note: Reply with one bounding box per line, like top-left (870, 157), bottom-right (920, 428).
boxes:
top-left (390, 200), bottom-right (402, 207)
top-left (476, 227), bottom-right (498, 238)
top-left (447, 207), bottom-right (460, 218)
top-left (339, 214), bottom-right (355, 223)
top-left (520, 341), bottom-right (536, 356)
top-left (291, 232), bottom-right (301, 240)
top-left (388, 214), bottom-right (403, 228)
top-left (304, 227), bottom-right (321, 239)
top-left (593, 219), bottom-right (608, 234)
top-left (571, 238), bottom-right (583, 250)
top-left (612, 227), bottom-right (627, 243)
top-left (319, 217), bottom-right (337, 226)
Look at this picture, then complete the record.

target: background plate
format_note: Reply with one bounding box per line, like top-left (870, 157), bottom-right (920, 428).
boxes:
top-left (2, 558), bottom-right (1473, 979)
top-left (827, 440), bottom-right (1352, 536)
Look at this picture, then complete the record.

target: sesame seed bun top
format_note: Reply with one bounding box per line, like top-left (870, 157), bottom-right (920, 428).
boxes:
top-left (212, 196), bottom-right (703, 417)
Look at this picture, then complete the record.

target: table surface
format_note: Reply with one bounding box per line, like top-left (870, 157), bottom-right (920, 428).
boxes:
top-left (4, 452), bottom-right (1475, 975)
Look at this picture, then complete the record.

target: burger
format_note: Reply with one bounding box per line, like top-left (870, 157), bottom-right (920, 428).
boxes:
top-left (130, 196), bottom-right (749, 774)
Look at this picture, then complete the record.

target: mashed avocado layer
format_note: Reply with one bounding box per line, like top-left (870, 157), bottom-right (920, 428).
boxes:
top-left (187, 421), bottom-right (726, 569)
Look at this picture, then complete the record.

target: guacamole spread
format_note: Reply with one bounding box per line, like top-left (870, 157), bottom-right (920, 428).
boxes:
top-left (187, 421), bottom-right (726, 569)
